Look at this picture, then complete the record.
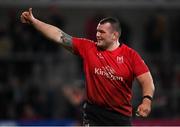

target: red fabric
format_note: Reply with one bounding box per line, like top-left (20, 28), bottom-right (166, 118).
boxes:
top-left (72, 37), bottom-right (149, 116)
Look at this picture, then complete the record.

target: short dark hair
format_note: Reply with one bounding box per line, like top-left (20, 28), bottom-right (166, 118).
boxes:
top-left (99, 17), bottom-right (121, 34)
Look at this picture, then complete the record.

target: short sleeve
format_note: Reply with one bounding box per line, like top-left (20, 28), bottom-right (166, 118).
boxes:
top-left (72, 37), bottom-right (95, 58)
top-left (132, 51), bottom-right (149, 77)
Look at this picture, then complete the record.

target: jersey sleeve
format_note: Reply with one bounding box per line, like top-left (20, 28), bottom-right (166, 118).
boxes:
top-left (132, 50), bottom-right (149, 77)
top-left (72, 37), bottom-right (94, 58)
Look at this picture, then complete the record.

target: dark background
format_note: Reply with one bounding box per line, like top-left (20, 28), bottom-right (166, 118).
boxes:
top-left (0, 0), bottom-right (180, 126)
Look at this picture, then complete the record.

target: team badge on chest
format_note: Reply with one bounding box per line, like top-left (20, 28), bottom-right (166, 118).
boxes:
top-left (116, 56), bottom-right (124, 64)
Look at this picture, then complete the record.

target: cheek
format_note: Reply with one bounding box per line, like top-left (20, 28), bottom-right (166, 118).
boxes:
top-left (103, 34), bottom-right (110, 38)
top-left (106, 35), bottom-right (113, 41)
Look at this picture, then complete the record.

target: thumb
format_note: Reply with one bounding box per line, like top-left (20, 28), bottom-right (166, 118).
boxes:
top-left (136, 105), bottom-right (142, 116)
top-left (29, 8), bottom-right (33, 16)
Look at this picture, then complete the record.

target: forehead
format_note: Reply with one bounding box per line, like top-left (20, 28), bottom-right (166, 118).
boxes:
top-left (97, 22), bottom-right (113, 30)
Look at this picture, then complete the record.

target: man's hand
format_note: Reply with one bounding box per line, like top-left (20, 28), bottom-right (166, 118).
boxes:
top-left (20, 8), bottom-right (35, 24)
top-left (136, 98), bottom-right (152, 117)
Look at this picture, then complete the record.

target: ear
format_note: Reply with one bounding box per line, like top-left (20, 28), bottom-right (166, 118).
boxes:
top-left (112, 34), bottom-right (116, 39)
top-left (112, 32), bottom-right (118, 39)
top-left (112, 33), bottom-right (116, 39)
top-left (114, 31), bottom-right (120, 39)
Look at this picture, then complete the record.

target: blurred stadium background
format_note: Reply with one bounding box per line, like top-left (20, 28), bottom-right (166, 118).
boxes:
top-left (0, 0), bottom-right (180, 126)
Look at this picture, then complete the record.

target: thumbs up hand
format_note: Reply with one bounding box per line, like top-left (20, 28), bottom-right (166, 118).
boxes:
top-left (20, 8), bottom-right (35, 24)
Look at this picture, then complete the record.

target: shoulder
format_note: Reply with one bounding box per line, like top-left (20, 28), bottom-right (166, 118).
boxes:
top-left (121, 44), bottom-right (136, 53)
top-left (121, 44), bottom-right (141, 58)
top-left (73, 37), bottom-right (95, 44)
top-left (72, 37), bottom-right (97, 55)
top-left (72, 37), bottom-right (96, 48)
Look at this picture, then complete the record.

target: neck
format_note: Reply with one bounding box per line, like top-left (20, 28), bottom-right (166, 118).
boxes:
top-left (107, 40), bottom-right (120, 51)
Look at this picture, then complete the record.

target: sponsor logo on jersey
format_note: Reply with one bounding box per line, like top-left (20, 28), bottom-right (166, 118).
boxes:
top-left (94, 65), bottom-right (124, 81)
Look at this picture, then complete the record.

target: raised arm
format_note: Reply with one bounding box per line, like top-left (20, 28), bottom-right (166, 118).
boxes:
top-left (136, 72), bottom-right (155, 117)
top-left (20, 8), bottom-right (73, 52)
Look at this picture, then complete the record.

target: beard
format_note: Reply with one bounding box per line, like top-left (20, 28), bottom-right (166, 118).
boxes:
top-left (96, 40), bottom-right (108, 50)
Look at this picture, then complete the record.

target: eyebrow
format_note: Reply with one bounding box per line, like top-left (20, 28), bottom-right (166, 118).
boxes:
top-left (96, 29), bottom-right (106, 33)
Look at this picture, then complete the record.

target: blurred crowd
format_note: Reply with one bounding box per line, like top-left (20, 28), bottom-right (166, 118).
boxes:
top-left (0, 6), bottom-right (180, 124)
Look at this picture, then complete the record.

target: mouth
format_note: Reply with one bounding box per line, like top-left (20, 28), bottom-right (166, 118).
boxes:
top-left (96, 40), bottom-right (101, 45)
top-left (97, 39), bottom-right (103, 43)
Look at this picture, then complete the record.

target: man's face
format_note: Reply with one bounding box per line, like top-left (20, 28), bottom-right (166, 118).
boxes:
top-left (96, 22), bottom-right (116, 50)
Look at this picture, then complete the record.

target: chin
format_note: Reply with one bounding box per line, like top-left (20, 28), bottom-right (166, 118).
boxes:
top-left (96, 44), bottom-right (106, 50)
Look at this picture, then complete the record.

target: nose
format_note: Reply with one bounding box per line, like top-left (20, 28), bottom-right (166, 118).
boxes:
top-left (96, 32), bottom-right (100, 38)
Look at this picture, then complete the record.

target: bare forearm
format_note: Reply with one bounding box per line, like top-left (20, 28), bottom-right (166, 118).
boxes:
top-left (142, 78), bottom-right (155, 98)
top-left (32, 18), bottom-right (63, 43)
top-left (136, 72), bottom-right (155, 117)
top-left (31, 18), bottom-right (73, 52)
top-left (137, 72), bottom-right (155, 98)
top-left (142, 85), bottom-right (154, 98)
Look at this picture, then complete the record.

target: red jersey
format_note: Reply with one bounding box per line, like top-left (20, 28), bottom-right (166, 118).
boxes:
top-left (72, 37), bottom-right (149, 116)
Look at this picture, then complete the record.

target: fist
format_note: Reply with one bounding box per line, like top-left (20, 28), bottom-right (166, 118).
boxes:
top-left (20, 8), bottom-right (34, 24)
top-left (136, 99), bottom-right (152, 117)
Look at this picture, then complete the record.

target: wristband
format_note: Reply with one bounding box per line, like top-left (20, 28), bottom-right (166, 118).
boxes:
top-left (143, 95), bottom-right (153, 101)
